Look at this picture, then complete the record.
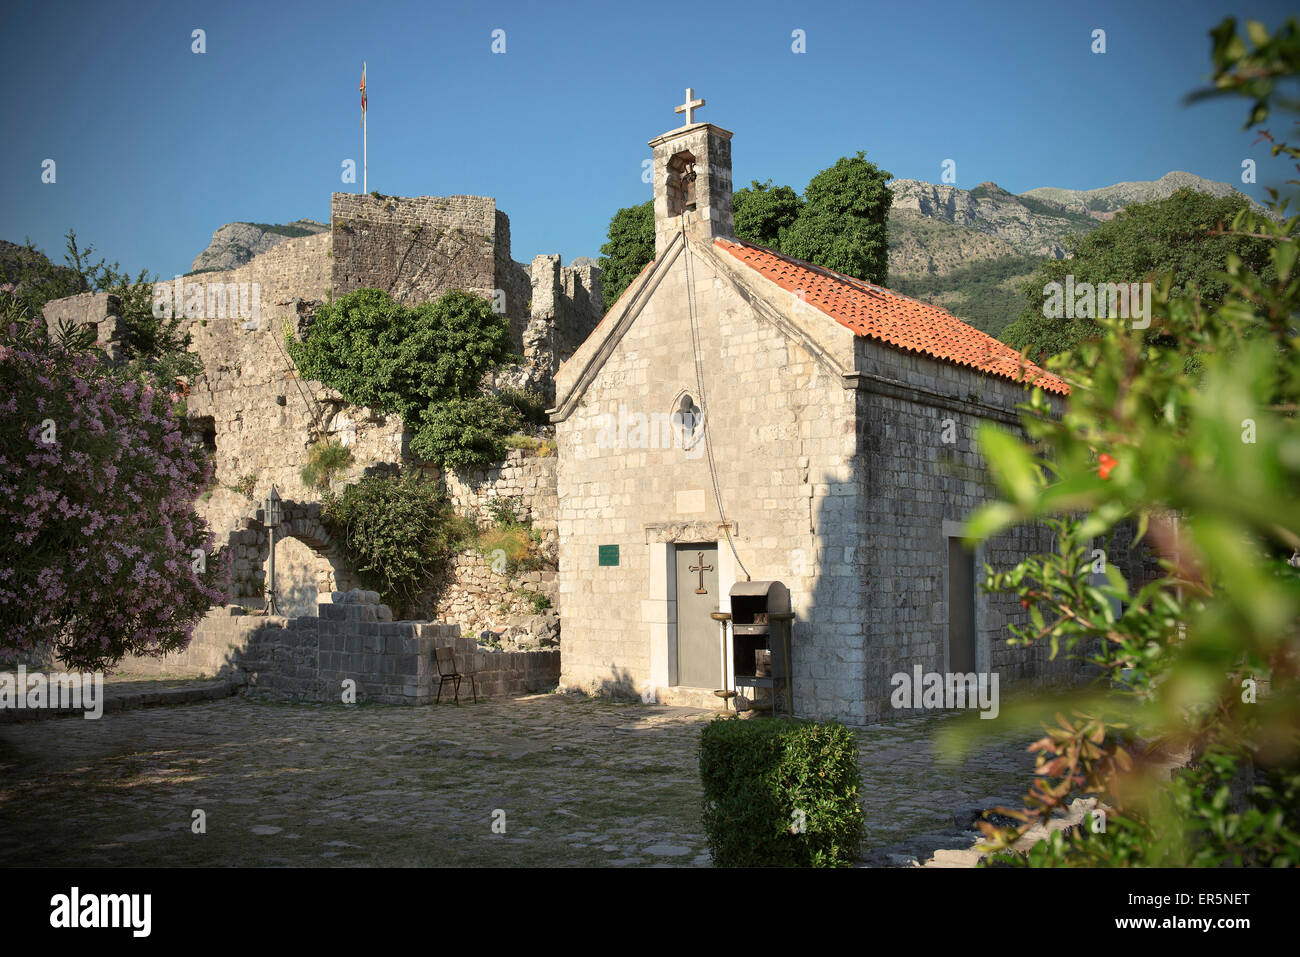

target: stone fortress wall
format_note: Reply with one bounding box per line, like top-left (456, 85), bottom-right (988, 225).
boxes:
top-left (43, 190), bottom-right (600, 645)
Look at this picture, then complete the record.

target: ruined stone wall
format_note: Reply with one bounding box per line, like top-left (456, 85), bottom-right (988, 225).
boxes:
top-left (326, 192), bottom-right (601, 405)
top-left (40, 190), bottom-right (602, 641)
top-left (117, 597), bottom-right (560, 704)
top-left (330, 193), bottom-right (507, 309)
top-left (178, 230), bottom-right (333, 301)
top-left (42, 292), bottom-right (120, 359)
top-left (511, 256), bottom-right (604, 403)
top-left (557, 262), bottom-right (603, 363)
top-left (170, 231), bottom-right (404, 602)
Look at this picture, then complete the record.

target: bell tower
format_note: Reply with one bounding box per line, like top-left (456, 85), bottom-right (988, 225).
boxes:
top-left (649, 88), bottom-right (734, 258)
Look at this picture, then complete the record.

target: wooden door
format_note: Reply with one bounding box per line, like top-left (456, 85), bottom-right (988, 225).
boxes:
top-left (675, 544), bottom-right (720, 687)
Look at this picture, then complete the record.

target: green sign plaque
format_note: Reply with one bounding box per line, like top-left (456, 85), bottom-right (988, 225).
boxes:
top-left (598, 544), bottom-right (619, 567)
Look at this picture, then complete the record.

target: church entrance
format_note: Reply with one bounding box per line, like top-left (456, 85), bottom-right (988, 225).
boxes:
top-left (674, 543), bottom-right (719, 687)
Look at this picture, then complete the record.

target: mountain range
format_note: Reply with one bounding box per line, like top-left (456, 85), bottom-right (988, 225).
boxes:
top-left (886, 170), bottom-right (1254, 336)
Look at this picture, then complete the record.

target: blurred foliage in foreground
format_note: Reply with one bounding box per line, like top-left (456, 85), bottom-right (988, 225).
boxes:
top-left (961, 16), bottom-right (1300, 866)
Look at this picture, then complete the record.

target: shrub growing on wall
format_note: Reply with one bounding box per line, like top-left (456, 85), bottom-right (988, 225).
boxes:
top-left (286, 288), bottom-right (520, 469)
top-left (409, 393), bottom-right (522, 471)
top-left (699, 717), bottom-right (865, 867)
top-left (321, 472), bottom-right (473, 616)
top-left (0, 303), bottom-right (225, 671)
top-left (300, 438), bottom-right (353, 491)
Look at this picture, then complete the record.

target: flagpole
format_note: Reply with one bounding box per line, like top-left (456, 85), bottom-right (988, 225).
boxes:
top-left (363, 61), bottom-right (368, 194)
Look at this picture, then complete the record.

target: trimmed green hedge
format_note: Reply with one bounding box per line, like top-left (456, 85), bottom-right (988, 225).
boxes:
top-left (699, 717), bottom-right (865, 867)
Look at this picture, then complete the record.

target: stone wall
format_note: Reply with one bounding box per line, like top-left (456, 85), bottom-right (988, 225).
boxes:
top-left (421, 449), bottom-right (560, 636)
top-left (853, 338), bottom-right (1075, 720)
top-left (441, 448), bottom-right (559, 531)
top-left (119, 594), bottom-right (560, 704)
top-left (43, 292), bottom-right (120, 359)
top-left (424, 550), bottom-right (558, 640)
top-left (171, 229), bottom-right (405, 569)
top-left (330, 193), bottom-right (507, 310)
top-left (41, 189), bottom-right (602, 643)
top-left (512, 255), bottom-right (604, 402)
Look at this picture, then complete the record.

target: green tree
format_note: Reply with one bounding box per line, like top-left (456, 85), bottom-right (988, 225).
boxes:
top-left (782, 151), bottom-right (894, 283)
top-left (597, 200), bottom-right (655, 307)
top-left (733, 179), bottom-right (803, 250)
top-left (287, 288), bottom-right (520, 469)
top-left (1002, 190), bottom-right (1276, 363)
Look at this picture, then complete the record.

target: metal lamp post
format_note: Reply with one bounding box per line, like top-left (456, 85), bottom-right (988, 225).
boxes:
top-left (710, 610), bottom-right (735, 712)
top-left (264, 484), bottom-right (281, 615)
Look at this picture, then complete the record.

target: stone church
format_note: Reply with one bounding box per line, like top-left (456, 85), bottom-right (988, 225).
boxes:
top-left (552, 93), bottom-right (1074, 723)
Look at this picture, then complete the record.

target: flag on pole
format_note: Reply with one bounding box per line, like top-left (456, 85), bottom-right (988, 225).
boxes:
top-left (360, 62), bottom-right (367, 128)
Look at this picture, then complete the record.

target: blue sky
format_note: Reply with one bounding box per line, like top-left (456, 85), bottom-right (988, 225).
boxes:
top-left (1, 0), bottom-right (1296, 279)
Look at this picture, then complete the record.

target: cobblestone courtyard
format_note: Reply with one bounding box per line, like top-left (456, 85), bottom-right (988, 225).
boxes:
top-left (0, 684), bottom-right (1042, 867)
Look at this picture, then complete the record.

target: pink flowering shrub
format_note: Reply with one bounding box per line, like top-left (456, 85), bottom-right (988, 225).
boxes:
top-left (0, 311), bottom-right (227, 671)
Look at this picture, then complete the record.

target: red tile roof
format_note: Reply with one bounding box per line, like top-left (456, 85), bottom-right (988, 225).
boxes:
top-left (715, 238), bottom-right (1069, 395)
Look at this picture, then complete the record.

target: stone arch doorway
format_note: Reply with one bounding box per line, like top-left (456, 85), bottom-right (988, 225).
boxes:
top-left (271, 535), bottom-right (330, 617)
top-left (225, 500), bottom-right (360, 616)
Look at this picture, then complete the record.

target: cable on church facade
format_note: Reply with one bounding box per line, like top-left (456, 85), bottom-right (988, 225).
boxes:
top-left (680, 219), bottom-right (751, 582)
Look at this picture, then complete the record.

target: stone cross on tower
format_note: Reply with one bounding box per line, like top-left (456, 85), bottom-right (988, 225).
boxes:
top-left (675, 87), bottom-right (705, 126)
top-left (650, 89), bottom-right (733, 257)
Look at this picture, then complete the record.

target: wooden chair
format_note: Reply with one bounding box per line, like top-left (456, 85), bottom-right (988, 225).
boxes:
top-left (434, 646), bottom-right (477, 705)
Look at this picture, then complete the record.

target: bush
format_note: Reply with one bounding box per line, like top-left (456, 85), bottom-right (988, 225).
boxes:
top-left (300, 438), bottom-right (353, 491)
top-left (0, 307), bottom-right (225, 671)
top-left (699, 717), bottom-right (865, 867)
top-left (409, 393), bottom-right (523, 470)
top-left (321, 473), bottom-right (472, 616)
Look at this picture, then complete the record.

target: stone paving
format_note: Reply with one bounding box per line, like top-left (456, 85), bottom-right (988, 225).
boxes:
top-left (0, 681), bottom-right (1048, 867)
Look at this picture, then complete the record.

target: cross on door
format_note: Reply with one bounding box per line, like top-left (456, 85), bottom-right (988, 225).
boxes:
top-left (690, 551), bottom-right (713, 594)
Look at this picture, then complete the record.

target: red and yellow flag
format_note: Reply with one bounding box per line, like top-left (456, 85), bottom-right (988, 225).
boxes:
top-left (360, 62), bottom-right (367, 126)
